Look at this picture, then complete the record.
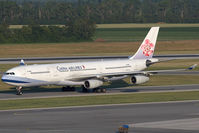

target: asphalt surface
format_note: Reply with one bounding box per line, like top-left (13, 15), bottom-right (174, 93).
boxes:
top-left (0, 100), bottom-right (199, 133)
top-left (1, 54), bottom-right (199, 64)
top-left (1, 84), bottom-right (199, 100)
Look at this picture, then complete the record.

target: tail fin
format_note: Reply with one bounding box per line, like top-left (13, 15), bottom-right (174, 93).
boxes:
top-left (129, 27), bottom-right (159, 60)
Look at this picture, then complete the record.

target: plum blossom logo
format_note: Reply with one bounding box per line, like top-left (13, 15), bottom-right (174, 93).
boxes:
top-left (141, 39), bottom-right (154, 56)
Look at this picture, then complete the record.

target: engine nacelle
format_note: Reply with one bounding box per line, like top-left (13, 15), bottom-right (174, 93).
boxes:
top-left (130, 75), bottom-right (149, 84)
top-left (84, 79), bottom-right (103, 89)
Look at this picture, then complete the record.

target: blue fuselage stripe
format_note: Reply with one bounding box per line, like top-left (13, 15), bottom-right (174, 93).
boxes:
top-left (1, 79), bottom-right (30, 83)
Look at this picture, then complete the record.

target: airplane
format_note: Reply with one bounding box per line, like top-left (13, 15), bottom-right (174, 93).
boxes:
top-left (1, 27), bottom-right (197, 95)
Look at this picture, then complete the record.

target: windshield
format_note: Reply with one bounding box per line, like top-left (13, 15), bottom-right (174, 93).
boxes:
top-left (4, 72), bottom-right (15, 75)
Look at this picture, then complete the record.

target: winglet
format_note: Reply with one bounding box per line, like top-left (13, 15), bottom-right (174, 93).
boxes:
top-left (20, 59), bottom-right (26, 66)
top-left (188, 64), bottom-right (197, 70)
top-left (129, 27), bottom-right (159, 60)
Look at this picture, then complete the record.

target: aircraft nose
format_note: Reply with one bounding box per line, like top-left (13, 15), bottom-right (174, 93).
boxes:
top-left (1, 75), bottom-right (12, 84)
top-left (1, 74), bottom-right (9, 83)
top-left (1, 75), bottom-right (5, 82)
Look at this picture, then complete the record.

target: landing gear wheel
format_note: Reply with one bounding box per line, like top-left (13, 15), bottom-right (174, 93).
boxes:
top-left (16, 86), bottom-right (23, 95)
top-left (93, 88), bottom-right (106, 93)
top-left (17, 92), bottom-right (23, 95)
top-left (101, 88), bottom-right (107, 93)
top-left (96, 88), bottom-right (101, 93)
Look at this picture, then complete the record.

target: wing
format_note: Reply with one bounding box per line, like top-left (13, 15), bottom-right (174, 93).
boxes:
top-left (69, 64), bottom-right (197, 81)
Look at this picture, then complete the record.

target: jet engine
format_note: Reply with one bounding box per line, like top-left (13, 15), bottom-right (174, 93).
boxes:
top-left (84, 79), bottom-right (103, 89)
top-left (130, 75), bottom-right (149, 84)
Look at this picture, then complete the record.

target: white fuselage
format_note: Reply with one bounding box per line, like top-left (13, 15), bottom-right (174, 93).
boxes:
top-left (1, 59), bottom-right (148, 87)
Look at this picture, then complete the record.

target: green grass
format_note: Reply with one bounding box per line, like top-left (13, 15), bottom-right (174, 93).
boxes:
top-left (94, 27), bottom-right (199, 42)
top-left (0, 64), bottom-right (16, 72)
top-left (0, 91), bottom-right (199, 110)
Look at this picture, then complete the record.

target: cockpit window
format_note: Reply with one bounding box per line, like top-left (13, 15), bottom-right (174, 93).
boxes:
top-left (5, 72), bottom-right (15, 75)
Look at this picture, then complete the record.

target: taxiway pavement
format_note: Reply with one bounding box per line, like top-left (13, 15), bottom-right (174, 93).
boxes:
top-left (0, 100), bottom-right (199, 133)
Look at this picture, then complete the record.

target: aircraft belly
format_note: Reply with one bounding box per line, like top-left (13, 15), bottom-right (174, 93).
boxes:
top-left (56, 80), bottom-right (84, 86)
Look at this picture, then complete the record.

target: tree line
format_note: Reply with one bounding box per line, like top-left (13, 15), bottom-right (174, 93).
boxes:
top-left (0, 0), bottom-right (199, 25)
top-left (0, 19), bottom-right (96, 43)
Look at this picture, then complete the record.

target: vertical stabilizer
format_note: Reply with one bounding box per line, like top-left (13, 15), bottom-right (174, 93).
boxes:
top-left (129, 27), bottom-right (159, 60)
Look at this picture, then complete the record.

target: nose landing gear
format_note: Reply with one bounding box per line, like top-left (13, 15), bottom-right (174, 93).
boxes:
top-left (16, 86), bottom-right (23, 95)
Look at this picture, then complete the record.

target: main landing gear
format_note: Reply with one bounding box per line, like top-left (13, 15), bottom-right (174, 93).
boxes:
top-left (82, 86), bottom-right (107, 93)
top-left (93, 88), bottom-right (107, 93)
top-left (62, 86), bottom-right (75, 92)
top-left (16, 86), bottom-right (23, 95)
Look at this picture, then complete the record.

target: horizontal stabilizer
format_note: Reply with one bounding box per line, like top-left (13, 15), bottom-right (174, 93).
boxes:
top-left (188, 64), bottom-right (197, 70)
